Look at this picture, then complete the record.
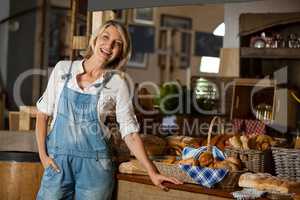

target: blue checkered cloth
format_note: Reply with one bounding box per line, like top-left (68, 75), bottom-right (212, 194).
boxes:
top-left (179, 146), bottom-right (229, 188)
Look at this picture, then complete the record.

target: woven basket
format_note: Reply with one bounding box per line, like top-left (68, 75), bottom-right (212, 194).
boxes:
top-left (224, 147), bottom-right (273, 173)
top-left (271, 147), bottom-right (300, 181)
top-left (154, 161), bottom-right (246, 189)
top-left (154, 116), bottom-right (244, 189)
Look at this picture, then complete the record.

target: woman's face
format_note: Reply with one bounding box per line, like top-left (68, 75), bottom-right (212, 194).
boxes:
top-left (93, 25), bottom-right (123, 64)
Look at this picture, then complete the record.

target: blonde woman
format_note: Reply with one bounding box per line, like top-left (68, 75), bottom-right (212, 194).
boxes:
top-left (35, 20), bottom-right (181, 200)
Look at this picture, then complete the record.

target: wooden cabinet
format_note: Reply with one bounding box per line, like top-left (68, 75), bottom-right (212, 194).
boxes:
top-left (230, 79), bottom-right (276, 121)
top-left (238, 13), bottom-right (300, 131)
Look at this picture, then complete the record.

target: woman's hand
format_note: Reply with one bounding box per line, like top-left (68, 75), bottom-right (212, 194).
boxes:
top-left (148, 171), bottom-right (183, 191)
top-left (40, 154), bottom-right (60, 172)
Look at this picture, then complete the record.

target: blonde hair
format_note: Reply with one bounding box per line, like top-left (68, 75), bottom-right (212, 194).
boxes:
top-left (84, 20), bottom-right (131, 71)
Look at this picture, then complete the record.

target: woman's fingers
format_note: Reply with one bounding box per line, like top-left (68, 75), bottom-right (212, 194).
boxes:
top-left (50, 159), bottom-right (60, 172)
top-left (169, 177), bottom-right (183, 185)
top-left (158, 183), bottom-right (169, 191)
top-left (162, 176), bottom-right (182, 185)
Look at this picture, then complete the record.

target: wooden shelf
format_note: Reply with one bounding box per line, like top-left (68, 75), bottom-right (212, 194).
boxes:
top-left (240, 47), bottom-right (300, 59)
top-left (234, 78), bottom-right (275, 87)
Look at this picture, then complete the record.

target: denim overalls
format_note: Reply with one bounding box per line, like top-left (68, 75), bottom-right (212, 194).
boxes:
top-left (37, 63), bottom-right (115, 200)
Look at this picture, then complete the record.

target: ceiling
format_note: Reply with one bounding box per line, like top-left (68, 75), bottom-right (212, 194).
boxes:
top-left (88, 0), bottom-right (261, 11)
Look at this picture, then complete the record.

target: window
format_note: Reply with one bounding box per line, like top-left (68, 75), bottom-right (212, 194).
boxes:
top-left (200, 57), bottom-right (220, 73)
top-left (213, 22), bottom-right (225, 37)
top-left (133, 8), bottom-right (154, 25)
top-left (128, 52), bottom-right (148, 68)
top-left (199, 22), bottom-right (225, 73)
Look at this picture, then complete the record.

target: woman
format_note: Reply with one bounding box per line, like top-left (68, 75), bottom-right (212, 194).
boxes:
top-left (35, 20), bottom-right (181, 200)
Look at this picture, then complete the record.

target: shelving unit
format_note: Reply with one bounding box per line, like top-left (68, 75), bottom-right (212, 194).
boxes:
top-left (238, 13), bottom-right (300, 132)
top-left (240, 47), bottom-right (300, 59)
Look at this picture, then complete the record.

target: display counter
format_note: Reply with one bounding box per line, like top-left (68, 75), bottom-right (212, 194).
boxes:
top-left (116, 173), bottom-right (269, 200)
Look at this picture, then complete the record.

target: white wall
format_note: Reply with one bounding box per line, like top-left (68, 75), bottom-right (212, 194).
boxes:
top-left (224, 0), bottom-right (300, 48)
top-left (0, 0), bottom-right (10, 87)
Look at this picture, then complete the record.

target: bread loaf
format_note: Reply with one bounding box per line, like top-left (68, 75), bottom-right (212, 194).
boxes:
top-left (239, 172), bottom-right (300, 194)
top-left (139, 134), bottom-right (166, 156)
top-left (119, 160), bottom-right (147, 175)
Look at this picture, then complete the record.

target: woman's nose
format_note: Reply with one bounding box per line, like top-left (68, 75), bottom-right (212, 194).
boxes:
top-left (104, 40), bottom-right (114, 50)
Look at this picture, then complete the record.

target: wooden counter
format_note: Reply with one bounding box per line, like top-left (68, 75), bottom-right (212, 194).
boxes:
top-left (116, 173), bottom-right (270, 200)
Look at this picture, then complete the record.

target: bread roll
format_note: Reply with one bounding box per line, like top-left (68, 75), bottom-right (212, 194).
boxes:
top-left (226, 156), bottom-right (242, 170)
top-left (240, 135), bottom-right (250, 150)
top-left (213, 160), bottom-right (239, 171)
top-left (215, 135), bottom-right (232, 151)
top-left (229, 135), bottom-right (243, 149)
top-left (139, 135), bottom-right (166, 156)
top-left (180, 136), bottom-right (201, 148)
top-left (178, 157), bottom-right (199, 166)
top-left (166, 136), bottom-right (185, 147)
top-left (198, 151), bottom-right (214, 167)
top-left (248, 137), bottom-right (257, 149)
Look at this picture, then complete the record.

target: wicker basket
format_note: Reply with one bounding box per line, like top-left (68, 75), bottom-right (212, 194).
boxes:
top-left (154, 116), bottom-right (245, 189)
top-left (154, 161), bottom-right (246, 189)
top-left (271, 147), bottom-right (300, 181)
top-left (224, 147), bottom-right (273, 173)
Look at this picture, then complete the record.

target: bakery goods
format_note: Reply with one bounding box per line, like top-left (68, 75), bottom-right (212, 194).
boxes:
top-left (226, 156), bottom-right (242, 170)
top-left (240, 135), bottom-right (250, 150)
top-left (214, 160), bottom-right (239, 171)
top-left (165, 136), bottom-right (202, 156)
top-left (239, 173), bottom-right (300, 194)
top-left (178, 157), bottom-right (199, 166)
top-left (198, 151), bottom-right (214, 167)
top-left (139, 134), bottom-right (166, 156)
top-left (119, 159), bottom-right (147, 175)
top-left (181, 136), bottom-right (202, 148)
top-left (229, 135), bottom-right (243, 149)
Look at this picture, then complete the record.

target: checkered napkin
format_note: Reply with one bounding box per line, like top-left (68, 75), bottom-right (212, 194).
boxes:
top-left (233, 118), bottom-right (244, 133)
top-left (231, 188), bottom-right (266, 200)
top-left (179, 146), bottom-right (229, 188)
top-left (244, 119), bottom-right (266, 136)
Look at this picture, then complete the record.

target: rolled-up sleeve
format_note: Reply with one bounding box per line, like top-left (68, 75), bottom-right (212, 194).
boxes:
top-left (36, 62), bottom-right (61, 116)
top-left (115, 77), bottom-right (140, 139)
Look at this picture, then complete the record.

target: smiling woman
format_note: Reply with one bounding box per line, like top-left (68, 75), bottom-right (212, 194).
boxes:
top-left (35, 20), bottom-right (181, 200)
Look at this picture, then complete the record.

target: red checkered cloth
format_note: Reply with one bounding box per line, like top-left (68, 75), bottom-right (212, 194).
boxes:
top-left (244, 119), bottom-right (266, 136)
top-left (232, 118), bottom-right (244, 133)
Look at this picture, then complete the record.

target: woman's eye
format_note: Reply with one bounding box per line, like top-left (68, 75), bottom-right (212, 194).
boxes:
top-left (102, 35), bottom-right (109, 40)
top-left (115, 42), bottom-right (122, 48)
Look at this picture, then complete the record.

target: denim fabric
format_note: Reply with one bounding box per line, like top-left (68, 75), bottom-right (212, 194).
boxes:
top-left (37, 65), bottom-right (115, 200)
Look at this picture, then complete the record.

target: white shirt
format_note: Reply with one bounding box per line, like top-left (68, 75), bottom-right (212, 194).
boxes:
top-left (36, 60), bottom-right (139, 139)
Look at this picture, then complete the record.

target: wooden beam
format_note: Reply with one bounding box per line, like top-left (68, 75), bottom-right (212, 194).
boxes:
top-left (70, 0), bottom-right (78, 60)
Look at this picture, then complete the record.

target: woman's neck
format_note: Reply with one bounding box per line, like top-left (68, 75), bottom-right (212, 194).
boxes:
top-left (83, 56), bottom-right (106, 78)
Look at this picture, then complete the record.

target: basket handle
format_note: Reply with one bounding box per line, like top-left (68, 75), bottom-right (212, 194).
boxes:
top-left (207, 116), bottom-right (222, 152)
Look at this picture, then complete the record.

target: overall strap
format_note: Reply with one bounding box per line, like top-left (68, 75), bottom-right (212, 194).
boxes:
top-left (62, 61), bottom-right (73, 87)
top-left (96, 71), bottom-right (115, 97)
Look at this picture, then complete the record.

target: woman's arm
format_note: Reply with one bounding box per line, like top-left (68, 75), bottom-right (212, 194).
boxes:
top-left (35, 112), bottom-right (59, 172)
top-left (124, 133), bottom-right (182, 190)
